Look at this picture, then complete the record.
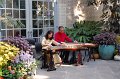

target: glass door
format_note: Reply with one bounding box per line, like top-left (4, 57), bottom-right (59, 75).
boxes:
top-left (30, 0), bottom-right (55, 42)
top-left (0, 0), bottom-right (55, 42)
top-left (0, 0), bottom-right (27, 39)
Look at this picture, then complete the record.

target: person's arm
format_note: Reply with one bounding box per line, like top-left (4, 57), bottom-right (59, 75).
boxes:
top-left (52, 40), bottom-right (60, 46)
top-left (65, 34), bottom-right (73, 42)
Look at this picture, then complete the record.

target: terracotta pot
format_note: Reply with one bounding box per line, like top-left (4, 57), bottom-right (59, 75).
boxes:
top-left (91, 53), bottom-right (100, 59)
top-left (0, 76), bottom-right (4, 79)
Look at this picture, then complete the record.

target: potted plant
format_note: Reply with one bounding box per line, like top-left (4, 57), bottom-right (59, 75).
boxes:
top-left (65, 21), bottom-right (102, 43)
top-left (94, 32), bottom-right (116, 59)
top-left (114, 35), bottom-right (120, 61)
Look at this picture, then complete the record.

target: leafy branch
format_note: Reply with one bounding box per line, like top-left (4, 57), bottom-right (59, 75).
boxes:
top-left (87, 0), bottom-right (120, 33)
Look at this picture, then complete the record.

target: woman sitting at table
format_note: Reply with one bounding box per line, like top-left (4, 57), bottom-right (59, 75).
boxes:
top-left (41, 30), bottom-right (62, 71)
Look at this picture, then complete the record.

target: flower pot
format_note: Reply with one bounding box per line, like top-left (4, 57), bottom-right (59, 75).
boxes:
top-left (91, 53), bottom-right (100, 59)
top-left (99, 45), bottom-right (115, 60)
top-left (0, 76), bottom-right (4, 79)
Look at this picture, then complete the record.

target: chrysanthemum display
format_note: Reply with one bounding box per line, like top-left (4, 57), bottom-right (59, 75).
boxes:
top-left (0, 42), bottom-right (19, 67)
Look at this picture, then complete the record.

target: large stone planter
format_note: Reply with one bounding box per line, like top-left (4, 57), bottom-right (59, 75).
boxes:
top-left (99, 45), bottom-right (115, 60)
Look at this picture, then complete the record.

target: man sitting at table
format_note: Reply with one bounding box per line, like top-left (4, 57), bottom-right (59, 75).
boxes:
top-left (54, 26), bottom-right (77, 64)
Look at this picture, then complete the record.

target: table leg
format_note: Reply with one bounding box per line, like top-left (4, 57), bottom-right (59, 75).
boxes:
top-left (77, 50), bottom-right (83, 65)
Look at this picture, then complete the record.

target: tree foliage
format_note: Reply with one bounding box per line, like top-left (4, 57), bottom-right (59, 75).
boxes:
top-left (87, 0), bottom-right (120, 33)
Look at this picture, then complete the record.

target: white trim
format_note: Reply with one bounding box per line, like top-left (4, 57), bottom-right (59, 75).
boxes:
top-left (26, 0), bottom-right (30, 38)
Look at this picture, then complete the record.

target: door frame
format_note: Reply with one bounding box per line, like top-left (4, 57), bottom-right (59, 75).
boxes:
top-left (26, 0), bottom-right (58, 42)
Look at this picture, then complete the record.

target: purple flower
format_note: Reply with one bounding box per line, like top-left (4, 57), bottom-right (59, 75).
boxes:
top-left (93, 32), bottom-right (116, 45)
top-left (3, 37), bottom-right (31, 52)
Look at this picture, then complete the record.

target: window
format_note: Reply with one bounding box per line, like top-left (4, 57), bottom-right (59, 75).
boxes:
top-left (0, 0), bottom-right (26, 38)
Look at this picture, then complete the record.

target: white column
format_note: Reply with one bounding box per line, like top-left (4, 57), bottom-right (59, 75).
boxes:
top-left (54, 0), bottom-right (58, 33)
top-left (25, 0), bottom-right (31, 38)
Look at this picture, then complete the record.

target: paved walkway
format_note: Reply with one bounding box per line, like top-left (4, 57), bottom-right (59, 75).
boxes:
top-left (34, 60), bottom-right (120, 79)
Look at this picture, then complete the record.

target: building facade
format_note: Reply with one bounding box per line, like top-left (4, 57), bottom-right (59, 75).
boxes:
top-left (0, 0), bottom-right (102, 42)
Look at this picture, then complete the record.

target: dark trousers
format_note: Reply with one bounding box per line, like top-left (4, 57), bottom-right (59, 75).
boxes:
top-left (42, 50), bottom-right (55, 69)
top-left (60, 51), bottom-right (69, 63)
top-left (60, 51), bottom-right (76, 64)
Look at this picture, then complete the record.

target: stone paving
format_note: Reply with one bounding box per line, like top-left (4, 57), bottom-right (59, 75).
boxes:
top-left (34, 60), bottom-right (120, 79)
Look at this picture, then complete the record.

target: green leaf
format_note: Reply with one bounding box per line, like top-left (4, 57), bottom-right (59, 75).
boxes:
top-left (0, 69), bottom-right (2, 76)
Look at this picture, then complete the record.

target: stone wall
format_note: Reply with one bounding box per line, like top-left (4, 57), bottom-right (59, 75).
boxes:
top-left (57, 0), bottom-right (103, 27)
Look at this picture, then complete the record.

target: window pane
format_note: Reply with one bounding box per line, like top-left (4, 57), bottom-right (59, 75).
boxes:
top-left (14, 20), bottom-right (20, 28)
top-left (13, 10), bottom-right (19, 18)
top-left (33, 20), bottom-right (38, 28)
top-left (38, 1), bottom-right (43, 19)
top-left (50, 20), bottom-right (54, 25)
top-left (1, 22), bottom-right (6, 29)
top-left (20, 20), bottom-right (26, 27)
top-left (21, 29), bottom-right (26, 36)
top-left (32, 1), bottom-right (37, 9)
top-left (33, 29), bottom-right (38, 37)
top-left (6, 0), bottom-right (12, 8)
top-left (39, 25), bottom-right (43, 28)
top-left (44, 11), bottom-right (49, 19)
top-left (44, 2), bottom-right (48, 10)
top-left (44, 2), bottom-right (49, 19)
top-left (39, 20), bottom-right (43, 25)
top-left (38, 1), bottom-right (43, 9)
top-left (38, 10), bottom-right (43, 19)
top-left (7, 30), bottom-right (13, 37)
top-left (20, 10), bottom-right (25, 18)
top-left (39, 29), bottom-right (43, 35)
top-left (32, 10), bottom-right (37, 19)
top-left (44, 20), bottom-right (49, 26)
top-left (1, 30), bottom-right (6, 37)
top-left (0, 9), bottom-right (5, 17)
top-left (20, 0), bottom-right (25, 9)
top-left (50, 11), bottom-right (54, 19)
top-left (7, 26), bottom-right (13, 29)
top-left (39, 20), bottom-right (43, 28)
top-left (13, 0), bottom-right (19, 8)
top-left (6, 9), bottom-right (12, 17)
top-left (0, 0), bottom-right (5, 8)
top-left (49, 2), bottom-right (53, 10)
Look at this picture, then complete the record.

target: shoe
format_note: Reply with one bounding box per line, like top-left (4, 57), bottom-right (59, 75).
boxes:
top-left (74, 62), bottom-right (80, 66)
top-left (41, 64), bottom-right (49, 69)
top-left (63, 60), bottom-right (69, 64)
top-left (47, 67), bottom-right (56, 71)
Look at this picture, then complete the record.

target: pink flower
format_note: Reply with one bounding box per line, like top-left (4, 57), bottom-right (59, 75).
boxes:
top-left (10, 70), bottom-right (15, 74)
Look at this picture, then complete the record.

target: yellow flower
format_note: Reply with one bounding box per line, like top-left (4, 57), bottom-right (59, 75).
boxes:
top-left (0, 56), bottom-right (3, 62)
top-left (0, 42), bottom-right (20, 66)
top-left (4, 54), bottom-right (10, 60)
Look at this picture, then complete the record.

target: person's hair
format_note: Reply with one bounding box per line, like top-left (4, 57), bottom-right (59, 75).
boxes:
top-left (45, 30), bottom-right (54, 40)
top-left (58, 26), bottom-right (64, 30)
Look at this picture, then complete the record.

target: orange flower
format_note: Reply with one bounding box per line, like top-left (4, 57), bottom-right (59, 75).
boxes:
top-left (8, 66), bottom-right (12, 70)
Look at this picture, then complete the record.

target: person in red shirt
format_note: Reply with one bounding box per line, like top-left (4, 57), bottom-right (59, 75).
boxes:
top-left (55, 26), bottom-right (75, 64)
top-left (55, 26), bottom-right (72, 43)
